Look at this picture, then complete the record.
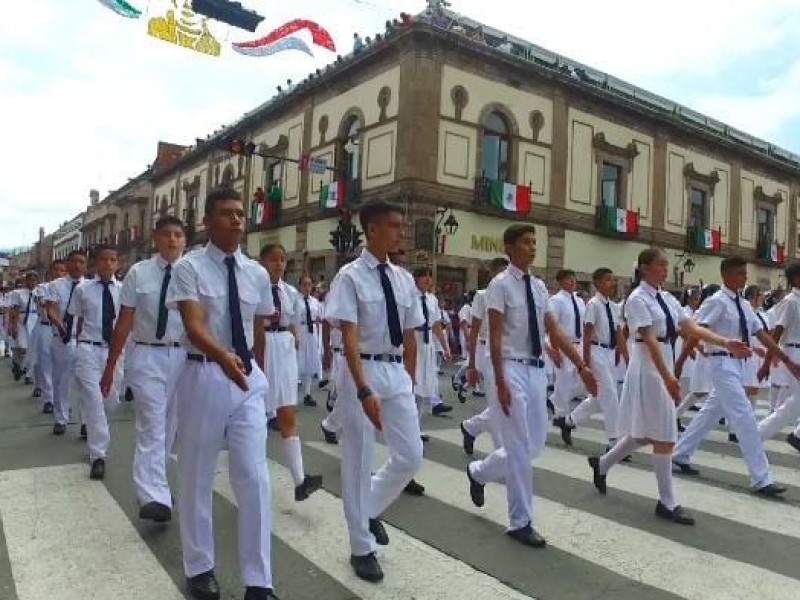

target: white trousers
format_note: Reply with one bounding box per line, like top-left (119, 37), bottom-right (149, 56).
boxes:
top-left (176, 360), bottom-right (272, 587)
top-left (551, 344), bottom-right (585, 418)
top-left (129, 344), bottom-right (185, 507)
top-left (570, 347), bottom-right (619, 441)
top-left (470, 361), bottom-right (548, 530)
top-left (673, 358), bottom-right (772, 489)
top-left (758, 392), bottom-right (800, 440)
top-left (33, 324), bottom-right (53, 402)
top-left (462, 344), bottom-right (501, 448)
top-left (73, 343), bottom-right (121, 462)
top-left (339, 361), bottom-right (423, 556)
top-left (51, 336), bottom-right (77, 426)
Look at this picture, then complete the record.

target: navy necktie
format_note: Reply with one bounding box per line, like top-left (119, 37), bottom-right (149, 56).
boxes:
top-left (271, 285), bottom-right (281, 332)
top-left (420, 294), bottom-right (430, 344)
top-left (155, 264), bottom-right (171, 340)
top-left (655, 292), bottom-right (677, 344)
top-left (304, 296), bottom-right (314, 334)
top-left (733, 294), bottom-right (750, 345)
top-left (62, 280), bottom-right (79, 343)
top-left (378, 263), bottom-right (403, 347)
top-left (570, 293), bottom-right (582, 339)
top-left (756, 312), bottom-right (768, 332)
top-left (225, 256), bottom-right (251, 374)
top-left (23, 292), bottom-right (32, 326)
top-left (100, 280), bottom-right (115, 344)
top-left (523, 274), bottom-right (543, 357)
top-left (605, 301), bottom-right (617, 348)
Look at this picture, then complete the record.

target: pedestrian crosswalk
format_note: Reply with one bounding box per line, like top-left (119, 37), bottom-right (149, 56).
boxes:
top-left (1, 364), bottom-right (799, 600)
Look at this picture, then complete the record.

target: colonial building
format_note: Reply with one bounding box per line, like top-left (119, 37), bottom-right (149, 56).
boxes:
top-left (52, 214), bottom-right (85, 262)
top-left (148, 10), bottom-right (800, 296)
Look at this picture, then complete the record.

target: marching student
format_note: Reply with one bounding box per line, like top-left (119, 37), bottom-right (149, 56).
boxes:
top-left (413, 267), bottom-right (452, 418)
top-left (588, 249), bottom-right (752, 525)
top-left (8, 272), bottom-right (39, 384)
top-left (33, 261), bottom-right (66, 413)
top-left (68, 245), bottom-right (122, 480)
top-left (555, 267), bottom-right (626, 448)
top-left (461, 256), bottom-right (509, 455)
top-left (764, 290), bottom-right (791, 412)
top-left (458, 294), bottom-right (472, 361)
top-left (675, 287), bottom-right (701, 402)
top-left (45, 250), bottom-right (87, 436)
top-left (325, 201), bottom-right (425, 583)
top-left (296, 274), bottom-right (322, 407)
top-left (550, 269), bottom-right (587, 425)
top-left (0, 286), bottom-right (10, 358)
top-left (167, 187), bottom-right (276, 600)
top-left (100, 216), bottom-right (187, 522)
top-left (467, 225), bottom-right (598, 548)
top-left (259, 244), bottom-right (322, 502)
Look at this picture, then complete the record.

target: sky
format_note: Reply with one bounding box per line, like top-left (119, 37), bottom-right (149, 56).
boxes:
top-left (2, 0), bottom-right (800, 250)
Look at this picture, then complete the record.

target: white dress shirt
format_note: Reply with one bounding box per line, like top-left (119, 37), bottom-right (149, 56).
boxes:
top-left (69, 277), bottom-right (123, 342)
top-left (696, 288), bottom-right (763, 342)
top-left (166, 243), bottom-right (274, 354)
top-left (550, 289), bottom-right (586, 343)
top-left (120, 256), bottom-right (184, 344)
top-left (471, 289), bottom-right (489, 341)
top-left (624, 281), bottom-right (689, 339)
top-left (268, 280), bottom-right (297, 329)
top-left (325, 248), bottom-right (424, 355)
top-left (296, 293), bottom-right (322, 334)
top-left (584, 292), bottom-right (620, 347)
top-left (416, 291), bottom-right (441, 343)
top-left (485, 264), bottom-right (552, 360)
top-left (46, 276), bottom-right (85, 335)
top-left (773, 290), bottom-right (800, 344)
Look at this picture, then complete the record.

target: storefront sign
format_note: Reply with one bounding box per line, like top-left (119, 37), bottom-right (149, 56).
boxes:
top-left (470, 234), bottom-right (504, 254)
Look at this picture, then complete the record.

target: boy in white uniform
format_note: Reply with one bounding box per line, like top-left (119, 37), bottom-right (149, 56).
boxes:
top-left (296, 274), bottom-right (322, 407)
top-left (69, 245), bottom-right (122, 480)
top-left (33, 261), bottom-right (65, 409)
top-left (413, 267), bottom-right (452, 417)
top-left (168, 187), bottom-right (276, 600)
top-left (8, 272), bottom-right (39, 384)
top-left (467, 225), bottom-right (597, 547)
top-left (550, 269), bottom-right (587, 423)
top-left (100, 216), bottom-right (187, 522)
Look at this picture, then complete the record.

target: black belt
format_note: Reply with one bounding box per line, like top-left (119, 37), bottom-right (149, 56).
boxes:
top-left (332, 347), bottom-right (342, 354)
top-left (266, 327), bottom-right (289, 333)
top-left (188, 350), bottom-right (253, 364)
top-left (505, 357), bottom-right (546, 368)
top-left (591, 341), bottom-right (613, 349)
top-left (784, 343), bottom-right (800, 348)
top-left (79, 340), bottom-right (108, 347)
top-left (360, 353), bottom-right (402, 364)
top-left (707, 351), bottom-right (737, 358)
top-left (479, 339), bottom-right (487, 345)
top-left (135, 341), bottom-right (181, 348)
top-left (415, 326), bottom-right (431, 332)
top-left (634, 337), bottom-right (669, 343)
top-left (40, 321), bottom-right (50, 326)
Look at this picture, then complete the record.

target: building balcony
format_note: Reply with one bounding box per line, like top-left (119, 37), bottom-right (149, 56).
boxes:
top-left (473, 175), bottom-right (532, 215)
top-left (756, 235), bottom-right (785, 265)
top-left (686, 225), bottom-right (721, 255)
top-left (594, 205), bottom-right (639, 239)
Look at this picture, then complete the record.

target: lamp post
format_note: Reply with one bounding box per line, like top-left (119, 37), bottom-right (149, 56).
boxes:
top-left (432, 206), bottom-right (459, 281)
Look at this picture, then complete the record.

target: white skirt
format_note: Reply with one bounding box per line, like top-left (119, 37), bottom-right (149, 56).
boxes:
top-left (617, 343), bottom-right (677, 443)
top-left (689, 352), bottom-right (712, 394)
top-left (297, 329), bottom-right (321, 377)
top-left (415, 332), bottom-right (439, 398)
top-left (264, 331), bottom-right (298, 412)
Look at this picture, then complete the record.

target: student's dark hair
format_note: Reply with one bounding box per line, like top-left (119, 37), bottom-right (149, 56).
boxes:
top-left (680, 286), bottom-right (701, 306)
top-left (298, 273), bottom-right (313, 285)
top-left (155, 215), bottom-right (186, 233)
top-left (358, 201), bottom-right (404, 233)
top-left (637, 247), bottom-right (665, 268)
top-left (592, 267), bottom-right (613, 283)
top-left (700, 283), bottom-right (720, 304)
top-left (488, 257), bottom-right (509, 272)
top-left (720, 256), bottom-right (747, 274)
top-left (51, 259), bottom-right (65, 266)
top-left (259, 243), bottom-right (286, 259)
top-left (502, 224), bottom-right (536, 247)
top-left (66, 249), bottom-right (86, 260)
top-left (204, 186), bottom-right (241, 216)
top-left (743, 284), bottom-right (761, 301)
top-left (556, 269), bottom-right (576, 281)
top-left (91, 244), bottom-right (117, 258)
top-left (785, 261), bottom-right (800, 286)
top-left (413, 266), bottom-right (433, 279)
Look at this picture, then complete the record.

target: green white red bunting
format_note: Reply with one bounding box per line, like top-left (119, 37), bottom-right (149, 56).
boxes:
top-left (614, 208), bottom-right (638, 233)
top-left (489, 180), bottom-right (531, 213)
top-left (319, 180), bottom-right (344, 209)
top-left (703, 228), bottom-right (721, 251)
top-left (770, 242), bottom-right (785, 263)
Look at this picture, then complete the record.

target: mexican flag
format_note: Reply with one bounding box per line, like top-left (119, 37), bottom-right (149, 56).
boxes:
top-left (489, 180), bottom-right (531, 213)
top-left (702, 228), bottom-right (721, 251)
top-left (613, 208), bottom-right (638, 233)
top-left (771, 242), bottom-right (785, 263)
top-left (320, 180), bottom-right (345, 209)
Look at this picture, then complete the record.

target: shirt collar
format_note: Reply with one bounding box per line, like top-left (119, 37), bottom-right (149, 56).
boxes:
top-left (506, 263), bottom-right (525, 280)
top-left (594, 292), bottom-right (610, 304)
top-left (205, 242), bottom-right (243, 267)
top-left (723, 286), bottom-right (740, 299)
top-left (155, 254), bottom-right (179, 269)
top-left (361, 247), bottom-right (391, 270)
top-left (791, 288), bottom-right (800, 298)
top-left (640, 281), bottom-right (660, 296)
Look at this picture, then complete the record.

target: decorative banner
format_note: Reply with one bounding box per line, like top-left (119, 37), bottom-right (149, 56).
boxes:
top-left (148, 0), bottom-right (221, 57)
top-left (232, 36), bottom-right (314, 58)
top-left (233, 19), bottom-right (336, 53)
top-left (97, 0), bottom-right (142, 19)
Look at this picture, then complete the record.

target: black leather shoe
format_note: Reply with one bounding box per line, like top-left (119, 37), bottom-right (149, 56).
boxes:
top-left (467, 465), bottom-right (484, 507)
top-left (303, 394), bottom-right (317, 407)
top-left (506, 523), bottom-right (546, 548)
top-left (295, 474), bottom-right (323, 501)
top-left (350, 553), bottom-right (383, 583)
top-left (472, 390), bottom-right (485, 398)
top-left (267, 417), bottom-right (279, 432)
top-left (420, 434), bottom-right (429, 443)
top-left (655, 502), bottom-right (695, 525)
top-left (186, 570), bottom-right (220, 600)
top-left (244, 586), bottom-right (278, 599)
top-left (42, 402), bottom-right (53, 415)
top-left (139, 501), bottom-right (172, 522)
top-left (786, 433), bottom-right (800, 454)
top-left (588, 456), bottom-right (607, 494)
top-left (728, 432), bottom-right (738, 443)
top-left (676, 418), bottom-right (685, 433)
top-left (24, 376), bottom-right (33, 385)
top-left (124, 387), bottom-right (134, 402)
top-left (369, 518), bottom-right (389, 546)
top-left (672, 461), bottom-right (700, 476)
top-left (53, 423), bottom-right (66, 436)
top-left (553, 416), bottom-right (573, 446)
top-left (754, 483), bottom-right (787, 498)
top-left (320, 423), bottom-right (338, 445)
top-left (12, 364), bottom-right (21, 381)
top-left (318, 378), bottom-right (329, 389)
top-left (33, 388), bottom-right (42, 398)
top-left (403, 479), bottom-right (425, 496)
top-left (432, 403), bottom-right (453, 416)
top-left (460, 422), bottom-right (475, 456)
top-left (89, 459), bottom-right (105, 480)
top-left (80, 424), bottom-right (88, 440)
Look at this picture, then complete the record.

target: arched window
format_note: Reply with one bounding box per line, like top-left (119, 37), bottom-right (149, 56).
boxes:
top-left (339, 116), bottom-right (362, 182)
top-left (414, 218), bottom-right (434, 251)
top-left (482, 111), bottom-right (511, 181)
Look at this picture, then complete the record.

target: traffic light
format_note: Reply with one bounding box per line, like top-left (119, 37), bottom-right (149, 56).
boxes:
top-left (191, 0), bottom-right (264, 32)
top-left (329, 229), bottom-right (341, 252)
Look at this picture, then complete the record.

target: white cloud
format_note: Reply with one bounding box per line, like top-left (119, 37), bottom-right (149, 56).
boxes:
top-left (1, 0), bottom-right (798, 249)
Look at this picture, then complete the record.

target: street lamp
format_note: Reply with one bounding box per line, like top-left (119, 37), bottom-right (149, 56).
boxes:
top-left (432, 206), bottom-right (459, 279)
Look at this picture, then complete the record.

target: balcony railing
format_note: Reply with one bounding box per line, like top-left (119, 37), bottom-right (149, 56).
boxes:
top-left (473, 175), bottom-right (532, 214)
top-left (756, 236), bottom-right (785, 265)
top-left (686, 225), bottom-right (721, 254)
top-left (594, 205), bottom-right (639, 238)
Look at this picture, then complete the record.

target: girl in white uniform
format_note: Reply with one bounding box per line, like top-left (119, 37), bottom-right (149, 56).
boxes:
top-left (588, 248), bottom-right (749, 525)
top-left (765, 291), bottom-right (791, 412)
top-left (676, 288), bottom-right (700, 399)
top-left (296, 275), bottom-right (322, 407)
top-left (259, 244), bottom-right (322, 502)
top-left (743, 285), bottom-right (769, 398)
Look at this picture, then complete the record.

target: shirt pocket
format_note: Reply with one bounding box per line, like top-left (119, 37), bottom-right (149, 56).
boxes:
top-left (505, 293), bottom-right (530, 326)
top-left (237, 279), bottom-right (261, 323)
top-left (355, 281), bottom-right (386, 340)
